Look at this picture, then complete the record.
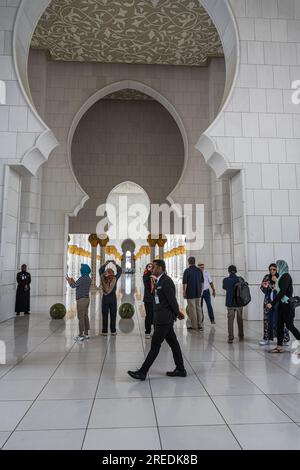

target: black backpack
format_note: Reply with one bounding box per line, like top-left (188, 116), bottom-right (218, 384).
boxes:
top-left (234, 277), bottom-right (251, 307)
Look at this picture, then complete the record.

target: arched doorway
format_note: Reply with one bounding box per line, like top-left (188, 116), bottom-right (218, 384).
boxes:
top-left (0, 0), bottom-right (242, 322)
top-left (121, 240), bottom-right (136, 273)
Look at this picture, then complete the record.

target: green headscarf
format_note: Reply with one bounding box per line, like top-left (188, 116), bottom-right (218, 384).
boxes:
top-left (276, 260), bottom-right (289, 304)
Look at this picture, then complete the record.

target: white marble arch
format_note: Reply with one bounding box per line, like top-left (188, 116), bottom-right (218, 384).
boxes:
top-left (10, 0), bottom-right (243, 318)
top-left (67, 80), bottom-right (188, 208)
top-left (13, 0), bottom-right (240, 180)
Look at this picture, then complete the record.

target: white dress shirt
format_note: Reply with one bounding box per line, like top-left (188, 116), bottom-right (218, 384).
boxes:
top-left (203, 270), bottom-right (212, 291)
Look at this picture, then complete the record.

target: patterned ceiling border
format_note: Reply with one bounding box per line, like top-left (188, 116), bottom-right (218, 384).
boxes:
top-left (31, 0), bottom-right (224, 66)
top-left (103, 89), bottom-right (153, 100)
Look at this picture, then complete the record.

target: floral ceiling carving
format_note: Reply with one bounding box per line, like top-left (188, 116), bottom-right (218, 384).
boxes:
top-left (31, 0), bottom-right (223, 66)
top-left (104, 89), bottom-right (153, 100)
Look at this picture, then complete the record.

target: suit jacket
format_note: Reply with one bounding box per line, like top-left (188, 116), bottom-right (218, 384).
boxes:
top-left (153, 273), bottom-right (181, 325)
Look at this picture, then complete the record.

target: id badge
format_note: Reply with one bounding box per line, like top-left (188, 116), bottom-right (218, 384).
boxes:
top-left (155, 294), bottom-right (160, 305)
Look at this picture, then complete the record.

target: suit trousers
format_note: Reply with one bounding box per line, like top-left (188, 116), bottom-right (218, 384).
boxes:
top-left (140, 322), bottom-right (185, 375)
top-left (77, 297), bottom-right (90, 336)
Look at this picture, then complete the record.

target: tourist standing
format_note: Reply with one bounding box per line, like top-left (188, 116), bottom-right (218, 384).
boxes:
top-left (268, 260), bottom-right (300, 355)
top-left (223, 265), bottom-right (244, 343)
top-left (259, 264), bottom-right (290, 346)
top-left (183, 257), bottom-right (204, 330)
top-left (100, 260), bottom-right (122, 336)
top-left (67, 264), bottom-right (92, 342)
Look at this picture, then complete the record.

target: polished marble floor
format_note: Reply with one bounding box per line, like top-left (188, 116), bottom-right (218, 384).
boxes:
top-left (1, 275), bottom-right (300, 450)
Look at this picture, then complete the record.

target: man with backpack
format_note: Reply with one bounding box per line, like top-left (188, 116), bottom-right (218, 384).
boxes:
top-left (223, 265), bottom-right (251, 344)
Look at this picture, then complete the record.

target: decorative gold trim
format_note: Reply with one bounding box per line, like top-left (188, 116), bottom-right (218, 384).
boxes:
top-left (68, 245), bottom-right (92, 258)
top-left (135, 245), bottom-right (151, 260)
top-left (105, 245), bottom-right (123, 260)
top-left (164, 245), bottom-right (186, 259)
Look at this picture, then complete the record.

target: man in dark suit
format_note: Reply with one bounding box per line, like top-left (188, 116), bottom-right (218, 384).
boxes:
top-left (128, 259), bottom-right (186, 381)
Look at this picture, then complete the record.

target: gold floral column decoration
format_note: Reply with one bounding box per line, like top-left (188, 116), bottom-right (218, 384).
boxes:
top-left (98, 234), bottom-right (109, 266)
top-left (147, 234), bottom-right (157, 260)
top-left (157, 234), bottom-right (168, 259)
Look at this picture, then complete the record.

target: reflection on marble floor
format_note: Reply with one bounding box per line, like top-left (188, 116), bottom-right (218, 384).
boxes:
top-left (1, 274), bottom-right (300, 450)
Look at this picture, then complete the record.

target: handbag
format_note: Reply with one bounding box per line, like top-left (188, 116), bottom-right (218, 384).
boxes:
top-left (288, 296), bottom-right (300, 310)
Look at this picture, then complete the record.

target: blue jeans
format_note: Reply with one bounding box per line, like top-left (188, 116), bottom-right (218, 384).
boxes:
top-left (201, 289), bottom-right (215, 323)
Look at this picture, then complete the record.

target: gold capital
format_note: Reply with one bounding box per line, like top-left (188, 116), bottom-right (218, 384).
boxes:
top-left (98, 234), bottom-right (110, 247)
top-left (88, 233), bottom-right (99, 248)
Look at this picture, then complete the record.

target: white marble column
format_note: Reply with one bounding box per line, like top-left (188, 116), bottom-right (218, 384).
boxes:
top-left (88, 234), bottom-right (99, 290)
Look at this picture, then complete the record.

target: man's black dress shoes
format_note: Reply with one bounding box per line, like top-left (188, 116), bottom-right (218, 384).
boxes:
top-left (127, 370), bottom-right (146, 381)
top-left (166, 369), bottom-right (187, 377)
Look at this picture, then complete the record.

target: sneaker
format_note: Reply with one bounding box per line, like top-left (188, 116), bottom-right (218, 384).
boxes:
top-left (84, 335), bottom-right (90, 340)
top-left (101, 332), bottom-right (108, 336)
top-left (73, 335), bottom-right (84, 342)
top-left (111, 332), bottom-right (117, 336)
top-left (283, 337), bottom-right (290, 343)
top-left (145, 334), bottom-right (151, 339)
top-left (228, 338), bottom-right (233, 344)
top-left (211, 321), bottom-right (216, 325)
top-left (259, 340), bottom-right (269, 346)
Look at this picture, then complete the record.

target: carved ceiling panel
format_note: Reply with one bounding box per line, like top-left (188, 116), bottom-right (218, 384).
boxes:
top-left (31, 0), bottom-right (223, 66)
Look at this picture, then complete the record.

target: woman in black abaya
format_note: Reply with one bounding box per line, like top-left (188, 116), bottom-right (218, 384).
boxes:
top-left (15, 264), bottom-right (31, 315)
